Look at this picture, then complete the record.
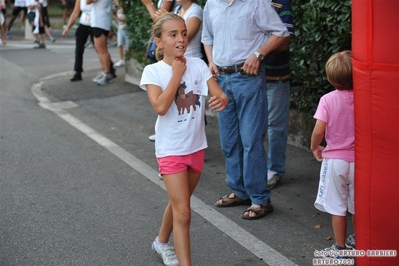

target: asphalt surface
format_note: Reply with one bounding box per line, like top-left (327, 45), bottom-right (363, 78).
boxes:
top-left (1, 26), bottom-right (355, 266)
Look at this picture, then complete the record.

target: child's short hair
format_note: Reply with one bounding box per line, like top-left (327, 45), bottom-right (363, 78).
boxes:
top-left (325, 50), bottom-right (353, 90)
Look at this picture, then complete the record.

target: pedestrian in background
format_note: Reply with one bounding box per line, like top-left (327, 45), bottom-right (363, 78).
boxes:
top-left (27, 0), bottom-right (46, 48)
top-left (174, 0), bottom-right (203, 59)
top-left (140, 13), bottom-right (228, 266)
top-left (202, 0), bottom-right (290, 220)
top-left (61, 0), bottom-right (75, 29)
top-left (87, 0), bottom-right (116, 86)
top-left (113, 0), bottom-right (129, 68)
top-left (311, 50), bottom-right (355, 255)
top-left (62, 0), bottom-right (93, 81)
top-left (38, 0), bottom-right (56, 42)
top-left (7, 0), bottom-right (27, 39)
top-left (0, 0), bottom-right (6, 46)
top-left (264, 0), bottom-right (294, 189)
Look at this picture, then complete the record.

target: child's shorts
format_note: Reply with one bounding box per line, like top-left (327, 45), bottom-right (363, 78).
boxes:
top-left (314, 158), bottom-right (354, 216)
top-left (157, 149), bottom-right (205, 175)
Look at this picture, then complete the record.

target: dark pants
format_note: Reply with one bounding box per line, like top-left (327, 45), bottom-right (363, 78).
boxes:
top-left (74, 24), bottom-right (115, 74)
top-left (74, 24), bottom-right (92, 73)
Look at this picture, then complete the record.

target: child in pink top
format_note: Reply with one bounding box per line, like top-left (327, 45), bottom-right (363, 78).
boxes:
top-left (311, 50), bottom-right (355, 256)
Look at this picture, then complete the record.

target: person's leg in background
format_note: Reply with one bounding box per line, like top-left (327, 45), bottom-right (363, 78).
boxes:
top-left (92, 27), bottom-right (113, 85)
top-left (266, 79), bottom-right (290, 189)
top-left (71, 24), bottom-right (91, 81)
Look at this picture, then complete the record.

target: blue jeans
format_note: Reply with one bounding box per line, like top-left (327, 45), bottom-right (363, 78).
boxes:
top-left (266, 80), bottom-right (290, 177)
top-left (267, 80), bottom-right (290, 178)
top-left (216, 68), bottom-right (270, 205)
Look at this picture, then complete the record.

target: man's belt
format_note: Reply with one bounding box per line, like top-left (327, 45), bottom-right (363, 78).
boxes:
top-left (217, 63), bottom-right (244, 74)
top-left (266, 74), bottom-right (291, 81)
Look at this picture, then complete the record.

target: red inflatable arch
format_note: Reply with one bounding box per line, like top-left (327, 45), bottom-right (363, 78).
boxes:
top-left (352, 0), bottom-right (399, 265)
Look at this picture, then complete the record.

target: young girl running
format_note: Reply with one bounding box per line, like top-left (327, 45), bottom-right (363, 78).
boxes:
top-left (140, 13), bottom-right (228, 266)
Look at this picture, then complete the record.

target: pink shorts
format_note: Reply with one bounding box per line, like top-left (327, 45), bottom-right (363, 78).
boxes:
top-left (157, 149), bottom-right (205, 175)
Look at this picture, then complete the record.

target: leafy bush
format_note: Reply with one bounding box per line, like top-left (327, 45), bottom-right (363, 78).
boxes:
top-left (290, 0), bottom-right (351, 114)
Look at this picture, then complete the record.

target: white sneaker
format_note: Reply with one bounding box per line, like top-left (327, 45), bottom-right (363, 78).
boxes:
top-left (266, 170), bottom-right (280, 189)
top-left (96, 73), bottom-right (112, 86)
top-left (148, 134), bottom-right (156, 142)
top-left (113, 60), bottom-right (125, 67)
top-left (152, 239), bottom-right (179, 266)
top-left (92, 71), bottom-right (104, 83)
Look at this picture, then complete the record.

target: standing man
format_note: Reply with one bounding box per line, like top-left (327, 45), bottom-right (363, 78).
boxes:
top-left (87, 0), bottom-right (115, 85)
top-left (265, 0), bottom-right (294, 189)
top-left (202, 0), bottom-right (290, 220)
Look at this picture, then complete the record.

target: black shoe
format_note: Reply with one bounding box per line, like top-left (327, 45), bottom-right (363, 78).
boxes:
top-left (70, 72), bottom-right (82, 82)
top-left (110, 71), bottom-right (117, 79)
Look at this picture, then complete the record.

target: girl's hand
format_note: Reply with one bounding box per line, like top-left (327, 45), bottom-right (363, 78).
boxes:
top-left (172, 57), bottom-right (186, 77)
top-left (209, 93), bottom-right (228, 112)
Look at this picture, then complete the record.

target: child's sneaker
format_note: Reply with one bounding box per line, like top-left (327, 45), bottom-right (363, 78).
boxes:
top-left (322, 243), bottom-right (347, 259)
top-left (151, 238), bottom-right (179, 266)
top-left (345, 234), bottom-right (355, 249)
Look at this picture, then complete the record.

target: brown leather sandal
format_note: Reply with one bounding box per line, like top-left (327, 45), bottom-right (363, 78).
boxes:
top-left (241, 201), bottom-right (274, 220)
top-left (214, 192), bottom-right (251, 208)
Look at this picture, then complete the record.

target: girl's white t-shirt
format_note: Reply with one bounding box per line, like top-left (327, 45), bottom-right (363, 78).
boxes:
top-left (140, 57), bottom-right (212, 158)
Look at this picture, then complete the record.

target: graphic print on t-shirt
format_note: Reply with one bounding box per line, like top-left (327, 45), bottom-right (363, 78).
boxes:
top-left (175, 81), bottom-right (201, 122)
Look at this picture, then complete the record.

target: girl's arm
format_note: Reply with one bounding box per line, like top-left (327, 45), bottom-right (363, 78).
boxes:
top-left (146, 58), bottom-right (187, 116)
top-left (310, 119), bottom-right (327, 161)
top-left (207, 77), bottom-right (229, 112)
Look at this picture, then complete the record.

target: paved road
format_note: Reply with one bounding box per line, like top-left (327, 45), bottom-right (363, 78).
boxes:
top-left (0, 29), bottom-right (354, 266)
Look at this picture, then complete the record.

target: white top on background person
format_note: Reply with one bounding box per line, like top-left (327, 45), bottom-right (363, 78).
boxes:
top-left (13, 0), bottom-right (27, 7)
top-left (140, 57), bottom-right (212, 158)
top-left (176, 2), bottom-right (202, 58)
top-left (89, 0), bottom-right (112, 30)
top-left (26, 0), bottom-right (40, 34)
top-left (0, 0), bottom-right (4, 26)
top-left (38, 0), bottom-right (47, 7)
top-left (80, 0), bottom-right (92, 26)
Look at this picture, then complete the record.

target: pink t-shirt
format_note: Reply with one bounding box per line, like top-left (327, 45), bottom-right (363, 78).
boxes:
top-left (314, 89), bottom-right (355, 162)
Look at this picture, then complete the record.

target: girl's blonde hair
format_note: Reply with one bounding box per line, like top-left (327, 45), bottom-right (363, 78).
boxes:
top-left (325, 50), bottom-right (353, 90)
top-left (152, 13), bottom-right (185, 61)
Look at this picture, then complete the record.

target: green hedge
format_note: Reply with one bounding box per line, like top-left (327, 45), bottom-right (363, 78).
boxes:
top-left (290, 0), bottom-right (351, 114)
top-left (124, 0), bottom-right (351, 146)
